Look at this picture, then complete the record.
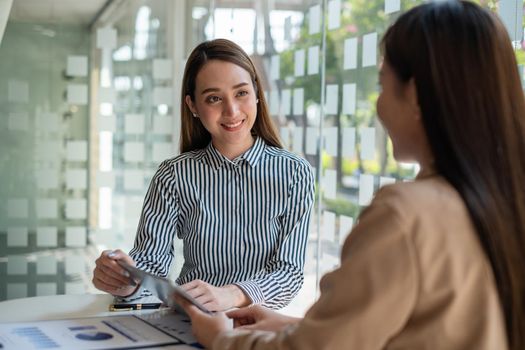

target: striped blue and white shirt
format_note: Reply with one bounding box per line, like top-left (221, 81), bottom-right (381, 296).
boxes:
top-left (128, 137), bottom-right (315, 309)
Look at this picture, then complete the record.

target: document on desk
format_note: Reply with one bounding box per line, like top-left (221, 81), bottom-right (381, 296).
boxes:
top-left (0, 311), bottom-right (200, 349)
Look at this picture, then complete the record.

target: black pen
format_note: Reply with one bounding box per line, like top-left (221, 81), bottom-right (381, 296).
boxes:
top-left (109, 303), bottom-right (162, 312)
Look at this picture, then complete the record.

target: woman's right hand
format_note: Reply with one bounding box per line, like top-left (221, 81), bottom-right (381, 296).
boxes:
top-left (226, 305), bottom-right (301, 332)
top-left (92, 249), bottom-right (138, 297)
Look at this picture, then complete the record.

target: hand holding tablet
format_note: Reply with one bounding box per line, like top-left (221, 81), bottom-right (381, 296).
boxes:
top-left (117, 261), bottom-right (212, 315)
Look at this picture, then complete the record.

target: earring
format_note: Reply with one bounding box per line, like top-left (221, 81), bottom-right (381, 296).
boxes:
top-left (256, 99), bottom-right (259, 103)
top-left (192, 113), bottom-right (198, 118)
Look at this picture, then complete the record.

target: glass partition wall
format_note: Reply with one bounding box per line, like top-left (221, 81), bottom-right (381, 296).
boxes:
top-left (1, 0), bottom-right (522, 317)
top-left (0, 18), bottom-right (91, 299)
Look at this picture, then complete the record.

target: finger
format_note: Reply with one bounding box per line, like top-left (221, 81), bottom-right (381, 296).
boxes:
top-left (201, 300), bottom-right (221, 312)
top-left (94, 258), bottom-right (137, 288)
top-left (95, 260), bottom-right (127, 279)
top-left (106, 250), bottom-right (136, 274)
top-left (93, 278), bottom-right (120, 294)
top-left (93, 268), bottom-right (130, 289)
top-left (97, 252), bottom-right (136, 284)
top-left (194, 293), bottom-right (216, 306)
top-left (184, 286), bottom-right (209, 300)
top-left (228, 308), bottom-right (262, 322)
top-left (237, 324), bottom-right (260, 331)
top-left (92, 275), bottom-right (127, 293)
top-left (94, 261), bottom-right (131, 286)
top-left (176, 296), bottom-right (201, 318)
top-left (106, 249), bottom-right (135, 264)
top-left (94, 269), bottom-right (128, 288)
top-left (226, 307), bottom-right (255, 319)
top-left (180, 279), bottom-right (203, 291)
top-left (232, 317), bottom-right (254, 328)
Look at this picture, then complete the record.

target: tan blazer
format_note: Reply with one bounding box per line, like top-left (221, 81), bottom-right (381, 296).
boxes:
top-left (214, 175), bottom-right (508, 349)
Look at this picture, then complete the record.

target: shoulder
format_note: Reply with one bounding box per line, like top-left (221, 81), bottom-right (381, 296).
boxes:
top-left (366, 176), bottom-right (480, 265)
top-left (157, 149), bottom-right (205, 170)
top-left (351, 176), bottom-right (469, 251)
top-left (263, 146), bottom-right (313, 173)
top-left (349, 175), bottom-right (475, 266)
top-left (371, 176), bottom-right (464, 220)
top-left (153, 149), bottom-right (205, 180)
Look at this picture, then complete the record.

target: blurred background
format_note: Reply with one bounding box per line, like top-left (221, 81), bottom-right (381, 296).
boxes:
top-left (0, 0), bottom-right (522, 316)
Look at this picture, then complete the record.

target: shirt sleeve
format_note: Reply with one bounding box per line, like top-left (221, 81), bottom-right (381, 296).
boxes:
top-left (122, 160), bottom-right (179, 300)
top-left (214, 188), bottom-right (419, 349)
top-left (234, 161), bottom-right (315, 309)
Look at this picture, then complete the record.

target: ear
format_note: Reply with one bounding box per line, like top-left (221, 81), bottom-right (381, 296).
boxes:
top-left (185, 95), bottom-right (197, 114)
top-left (406, 78), bottom-right (421, 120)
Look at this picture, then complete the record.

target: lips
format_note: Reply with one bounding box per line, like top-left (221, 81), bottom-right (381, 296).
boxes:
top-left (221, 119), bottom-right (245, 131)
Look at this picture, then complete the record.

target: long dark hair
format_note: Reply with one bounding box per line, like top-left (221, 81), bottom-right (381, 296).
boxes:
top-left (180, 38), bottom-right (282, 153)
top-left (382, 1), bottom-right (525, 348)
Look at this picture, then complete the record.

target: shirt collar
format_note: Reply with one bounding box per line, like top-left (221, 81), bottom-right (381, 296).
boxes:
top-left (203, 137), bottom-right (266, 170)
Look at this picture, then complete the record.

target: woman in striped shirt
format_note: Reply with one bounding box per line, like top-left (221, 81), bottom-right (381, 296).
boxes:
top-left (92, 39), bottom-right (315, 311)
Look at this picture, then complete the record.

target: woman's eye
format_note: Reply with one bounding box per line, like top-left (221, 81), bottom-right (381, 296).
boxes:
top-left (206, 96), bottom-right (221, 103)
top-left (237, 90), bottom-right (248, 97)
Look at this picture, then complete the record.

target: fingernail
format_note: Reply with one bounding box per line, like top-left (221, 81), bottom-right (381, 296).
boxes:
top-left (108, 250), bottom-right (117, 258)
top-left (122, 271), bottom-right (130, 277)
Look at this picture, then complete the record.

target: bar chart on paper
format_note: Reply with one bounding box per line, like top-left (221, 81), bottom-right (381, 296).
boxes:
top-left (0, 314), bottom-right (199, 349)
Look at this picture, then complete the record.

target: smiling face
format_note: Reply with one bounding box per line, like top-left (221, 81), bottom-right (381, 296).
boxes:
top-left (185, 59), bottom-right (258, 159)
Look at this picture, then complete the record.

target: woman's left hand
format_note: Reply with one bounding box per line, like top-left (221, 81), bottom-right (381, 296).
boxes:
top-left (181, 279), bottom-right (250, 311)
top-left (177, 296), bottom-right (233, 349)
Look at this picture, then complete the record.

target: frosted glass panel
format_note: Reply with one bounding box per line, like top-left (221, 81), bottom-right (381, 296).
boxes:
top-left (66, 141), bottom-right (88, 161)
top-left (67, 55), bottom-right (88, 77)
top-left (124, 142), bottom-right (145, 162)
top-left (7, 256), bottom-right (27, 275)
top-left (65, 199), bottom-right (87, 219)
top-left (37, 227), bottom-right (58, 247)
top-left (37, 283), bottom-right (57, 296)
top-left (7, 198), bottom-right (28, 218)
top-left (153, 59), bottom-right (172, 80)
top-left (36, 256), bottom-right (58, 275)
top-left (124, 170), bottom-right (145, 190)
top-left (7, 227), bottom-right (28, 247)
top-left (125, 114), bottom-right (145, 134)
top-left (97, 27), bottom-right (117, 49)
top-left (67, 84), bottom-right (88, 105)
top-left (65, 226), bottom-right (87, 247)
top-left (153, 115), bottom-right (173, 135)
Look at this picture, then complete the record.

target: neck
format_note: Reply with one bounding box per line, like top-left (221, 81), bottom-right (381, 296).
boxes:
top-left (415, 154), bottom-right (437, 179)
top-left (213, 136), bottom-right (255, 160)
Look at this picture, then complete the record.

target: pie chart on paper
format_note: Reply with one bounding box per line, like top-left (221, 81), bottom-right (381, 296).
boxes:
top-left (75, 331), bottom-right (113, 341)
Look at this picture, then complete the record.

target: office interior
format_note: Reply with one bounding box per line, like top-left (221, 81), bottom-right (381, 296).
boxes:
top-left (0, 0), bottom-right (522, 316)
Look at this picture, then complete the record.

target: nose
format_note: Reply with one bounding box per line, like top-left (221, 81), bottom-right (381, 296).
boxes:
top-left (222, 97), bottom-right (239, 117)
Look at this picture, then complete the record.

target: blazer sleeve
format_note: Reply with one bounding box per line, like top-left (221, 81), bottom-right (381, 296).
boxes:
top-left (214, 188), bottom-right (419, 349)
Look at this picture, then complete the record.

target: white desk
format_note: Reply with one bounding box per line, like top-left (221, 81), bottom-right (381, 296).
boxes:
top-left (0, 294), bottom-right (145, 323)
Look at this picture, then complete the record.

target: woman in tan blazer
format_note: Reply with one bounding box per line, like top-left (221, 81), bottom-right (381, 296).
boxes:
top-left (178, 1), bottom-right (525, 349)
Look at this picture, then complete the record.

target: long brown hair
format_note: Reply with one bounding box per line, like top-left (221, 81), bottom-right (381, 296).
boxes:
top-left (382, 1), bottom-right (525, 348)
top-left (179, 38), bottom-right (282, 153)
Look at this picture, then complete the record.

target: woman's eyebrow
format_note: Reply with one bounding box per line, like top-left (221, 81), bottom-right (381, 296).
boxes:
top-left (201, 82), bottom-right (250, 95)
